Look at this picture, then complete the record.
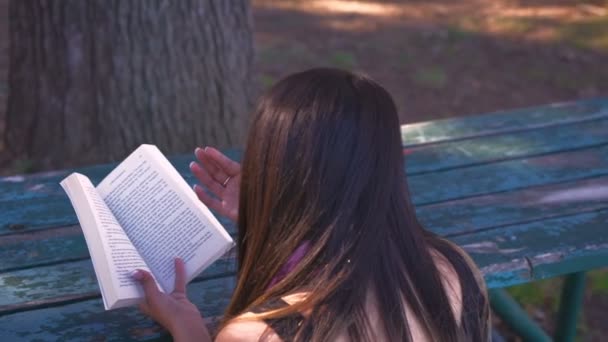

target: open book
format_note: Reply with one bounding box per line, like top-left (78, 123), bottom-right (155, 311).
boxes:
top-left (60, 144), bottom-right (234, 310)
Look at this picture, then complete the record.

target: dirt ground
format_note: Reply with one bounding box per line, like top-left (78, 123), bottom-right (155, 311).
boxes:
top-left (1, 0), bottom-right (607, 340)
top-left (251, 0), bottom-right (608, 124)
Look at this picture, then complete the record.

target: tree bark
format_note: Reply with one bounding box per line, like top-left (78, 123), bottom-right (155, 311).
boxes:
top-left (6, 0), bottom-right (253, 170)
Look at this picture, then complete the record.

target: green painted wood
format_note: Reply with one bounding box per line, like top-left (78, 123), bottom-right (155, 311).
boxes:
top-left (0, 149), bottom-right (243, 201)
top-left (401, 98), bottom-right (608, 146)
top-left (4, 108), bottom-right (608, 235)
top-left (5, 110), bottom-right (606, 204)
top-left (3, 206), bottom-right (607, 320)
top-left (0, 182), bottom-right (608, 312)
top-left (0, 276), bottom-right (235, 341)
top-left (3, 174), bottom-right (608, 274)
top-left (453, 208), bottom-right (608, 288)
top-left (0, 218), bottom-right (237, 273)
top-left (0, 259), bottom-right (102, 314)
top-left (8, 98), bottom-right (606, 204)
top-left (0, 226), bottom-right (87, 273)
top-left (2, 100), bottom-right (607, 340)
top-left (2, 101), bottom-right (607, 234)
top-left (409, 143), bottom-right (608, 205)
top-left (404, 117), bottom-right (608, 175)
top-left (0, 252), bottom-right (236, 315)
top-left (419, 176), bottom-right (608, 237)
top-left (4, 141), bottom-right (608, 236)
top-left (0, 151), bottom-right (242, 235)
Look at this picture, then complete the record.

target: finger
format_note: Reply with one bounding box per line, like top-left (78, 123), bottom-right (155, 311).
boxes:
top-left (204, 147), bottom-right (241, 176)
top-left (193, 184), bottom-right (225, 213)
top-left (190, 161), bottom-right (224, 196)
top-left (195, 184), bottom-right (238, 222)
top-left (195, 148), bottom-right (229, 184)
top-left (138, 301), bottom-right (151, 316)
top-left (132, 269), bottom-right (161, 303)
top-left (173, 258), bottom-right (187, 294)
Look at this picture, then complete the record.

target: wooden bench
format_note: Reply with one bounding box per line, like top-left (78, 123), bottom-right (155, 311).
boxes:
top-left (1, 99), bottom-right (607, 341)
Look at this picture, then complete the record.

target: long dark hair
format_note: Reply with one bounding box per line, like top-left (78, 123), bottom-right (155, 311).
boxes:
top-left (222, 68), bottom-right (489, 341)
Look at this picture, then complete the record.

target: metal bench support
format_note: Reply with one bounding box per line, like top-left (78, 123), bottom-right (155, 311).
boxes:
top-left (489, 288), bottom-right (552, 342)
top-left (554, 272), bottom-right (586, 342)
top-left (489, 272), bottom-right (587, 342)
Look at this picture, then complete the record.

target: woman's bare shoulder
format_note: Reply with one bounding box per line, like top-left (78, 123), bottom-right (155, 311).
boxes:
top-left (215, 253), bottom-right (463, 341)
top-left (429, 248), bottom-right (463, 323)
top-left (215, 312), bottom-right (280, 342)
top-left (215, 294), bottom-right (309, 342)
top-left (215, 312), bottom-right (281, 342)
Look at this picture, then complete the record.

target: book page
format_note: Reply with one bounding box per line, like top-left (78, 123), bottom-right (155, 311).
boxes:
top-left (97, 145), bottom-right (233, 292)
top-left (82, 179), bottom-right (151, 290)
top-left (60, 173), bottom-right (153, 309)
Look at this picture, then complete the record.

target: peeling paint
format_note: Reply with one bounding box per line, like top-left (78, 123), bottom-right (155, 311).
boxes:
top-left (480, 258), bottom-right (529, 276)
top-left (584, 243), bottom-right (608, 251)
top-left (1, 176), bottom-right (25, 182)
top-left (539, 185), bottom-right (608, 203)
top-left (461, 241), bottom-right (523, 254)
top-left (26, 184), bottom-right (46, 192)
top-left (531, 252), bottom-right (565, 264)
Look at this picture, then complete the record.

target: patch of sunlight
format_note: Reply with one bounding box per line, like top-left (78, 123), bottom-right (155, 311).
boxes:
top-left (539, 185), bottom-right (608, 204)
top-left (559, 16), bottom-right (608, 52)
top-left (497, 6), bottom-right (596, 22)
top-left (401, 121), bottom-right (449, 145)
top-left (453, 11), bottom-right (608, 51)
top-left (324, 18), bottom-right (379, 32)
top-left (314, 0), bottom-right (402, 16)
top-left (490, 16), bottom-right (537, 34)
top-left (256, 0), bottom-right (404, 18)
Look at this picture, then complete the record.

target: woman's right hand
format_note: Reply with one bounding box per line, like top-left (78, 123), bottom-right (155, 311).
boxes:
top-left (190, 147), bottom-right (241, 223)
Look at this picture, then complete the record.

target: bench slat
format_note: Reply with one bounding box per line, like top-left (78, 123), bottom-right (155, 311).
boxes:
top-left (0, 218), bottom-right (237, 273)
top-left (0, 151), bottom-right (241, 202)
top-left (0, 226), bottom-right (88, 273)
top-left (409, 143), bottom-right (608, 205)
top-left (4, 108), bottom-right (608, 235)
top-left (405, 117), bottom-right (608, 175)
top-left (0, 252), bottom-right (236, 315)
top-left (0, 177), bottom-right (608, 312)
top-left (454, 208), bottom-right (608, 288)
top-left (4, 141), bottom-right (608, 236)
top-left (0, 152), bottom-right (240, 235)
top-left (2, 174), bottom-right (607, 273)
top-left (422, 175), bottom-right (608, 236)
top-left (2, 208), bottom-right (607, 322)
top-left (2, 99), bottom-right (606, 202)
top-left (3, 99), bottom-right (607, 340)
top-left (0, 276), bottom-right (235, 341)
top-left (401, 98), bottom-right (608, 146)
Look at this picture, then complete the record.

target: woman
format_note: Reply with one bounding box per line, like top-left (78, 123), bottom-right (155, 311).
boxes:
top-left (132, 68), bottom-right (490, 341)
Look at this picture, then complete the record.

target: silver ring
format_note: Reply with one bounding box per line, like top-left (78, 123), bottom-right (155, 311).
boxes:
top-left (221, 176), bottom-right (231, 187)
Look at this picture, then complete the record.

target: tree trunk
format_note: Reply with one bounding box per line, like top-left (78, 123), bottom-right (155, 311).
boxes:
top-left (6, 0), bottom-right (253, 170)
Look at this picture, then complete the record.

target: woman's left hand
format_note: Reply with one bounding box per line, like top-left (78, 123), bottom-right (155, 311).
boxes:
top-left (132, 258), bottom-right (212, 342)
top-left (190, 147), bottom-right (241, 223)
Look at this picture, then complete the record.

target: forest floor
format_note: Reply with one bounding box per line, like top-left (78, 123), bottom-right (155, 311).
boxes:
top-left (1, 0), bottom-right (607, 340)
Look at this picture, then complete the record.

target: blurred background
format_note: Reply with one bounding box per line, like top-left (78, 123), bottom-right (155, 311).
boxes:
top-left (0, 0), bottom-right (607, 340)
top-left (2, 0), bottom-right (608, 173)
